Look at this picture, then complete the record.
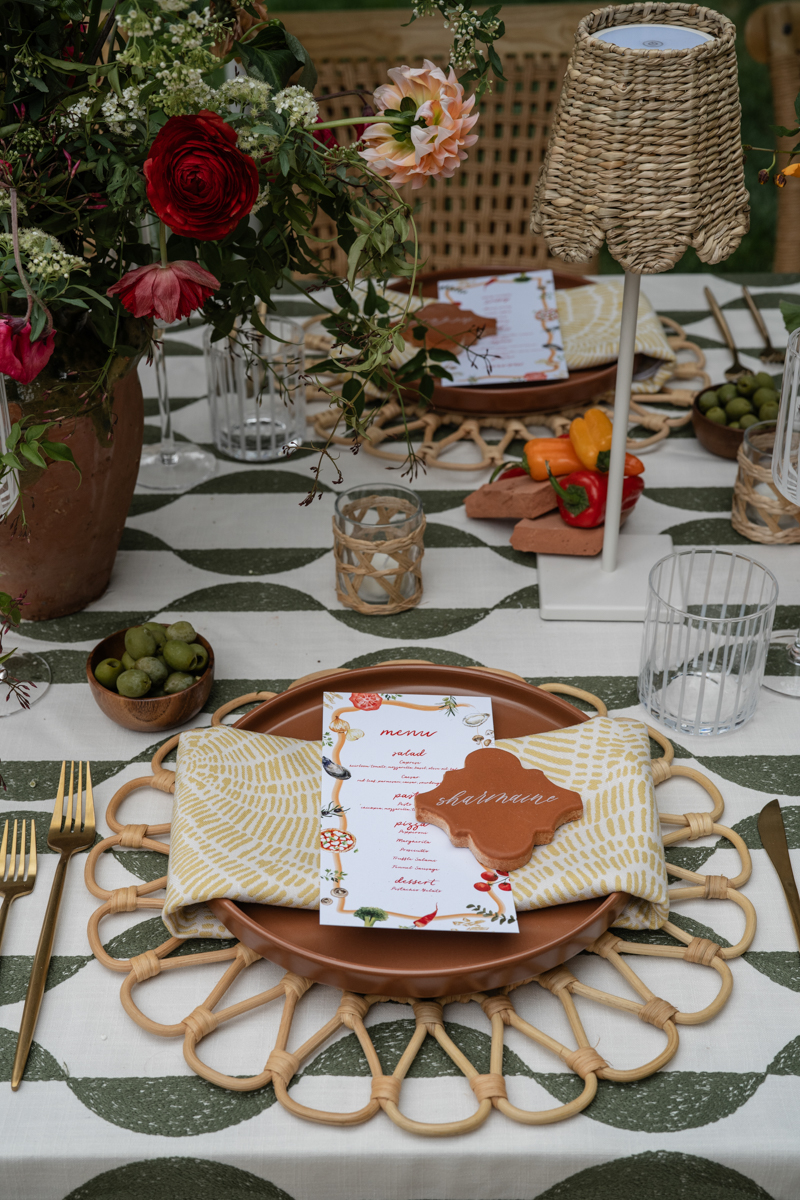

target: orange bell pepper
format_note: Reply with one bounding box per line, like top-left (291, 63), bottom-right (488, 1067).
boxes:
top-left (523, 437), bottom-right (582, 481)
top-left (569, 408), bottom-right (613, 471)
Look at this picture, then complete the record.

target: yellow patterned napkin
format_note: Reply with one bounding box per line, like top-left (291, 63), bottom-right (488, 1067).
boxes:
top-left (556, 278), bottom-right (676, 394)
top-left (162, 716), bottom-right (668, 939)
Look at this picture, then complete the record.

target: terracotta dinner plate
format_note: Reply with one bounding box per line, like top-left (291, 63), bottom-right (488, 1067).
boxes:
top-left (210, 664), bottom-right (628, 998)
top-left (390, 269), bottom-right (624, 416)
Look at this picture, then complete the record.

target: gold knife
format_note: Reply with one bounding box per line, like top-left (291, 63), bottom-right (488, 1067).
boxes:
top-left (758, 799), bottom-right (800, 950)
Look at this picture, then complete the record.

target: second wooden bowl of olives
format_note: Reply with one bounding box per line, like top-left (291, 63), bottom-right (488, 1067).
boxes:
top-left (86, 623), bottom-right (214, 732)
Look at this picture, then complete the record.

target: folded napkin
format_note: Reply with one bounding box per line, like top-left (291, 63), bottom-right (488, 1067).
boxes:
top-left (555, 278), bottom-right (676, 393)
top-left (162, 716), bottom-right (668, 939)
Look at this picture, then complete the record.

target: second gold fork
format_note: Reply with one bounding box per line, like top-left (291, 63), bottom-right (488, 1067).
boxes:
top-left (0, 819), bottom-right (37, 953)
top-left (11, 762), bottom-right (95, 1091)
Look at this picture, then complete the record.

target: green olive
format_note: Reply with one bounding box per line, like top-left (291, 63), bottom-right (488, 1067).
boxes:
top-left (164, 671), bottom-right (195, 694)
top-left (752, 387), bottom-right (778, 409)
top-left (95, 658), bottom-right (123, 690)
top-left (728, 421), bottom-right (741, 430)
top-left (725, 397), bottom-right (753, 420)
top-left (739, 413), bottom-right (759, 429)
top-left (189, 643), bottom-right (208, 671)
top-left (121, 651), bottom-right (136, 671)
top-left (755, 371), bottom-right (776, 389)
top-left (124, 625), bottom-right (156, 661)
top-left (163, 639), bottom-right (198, 671)
top-left (165, 621), bottom-right (196, 644)
top-left (734, 376), bottom-right (756, 397)
top-left (698, 389), bottom-right (718, 412)
top-left (136, 656), bottom-right (169, 685)
top-left (705, 406), bottom-right (727, 425)
top-left (142, 621), bottom-right (167, 649)
top-left (116, 669), bottom-right (152, 699)
top-left (759, 402), bottom-right (780, 421)
top-left (718, 382), bottom-right (739, 402)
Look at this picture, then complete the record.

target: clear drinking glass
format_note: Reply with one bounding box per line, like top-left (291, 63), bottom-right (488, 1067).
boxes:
top-left (333, 483), bottom-right (425, 613)
top-left (136, 324), bottom-right (217, 492)
top-left (0, 376), bottom-right (51, 715)
top-left (639, 549), bottom-right (778, 736)
top-left (769, 327), bottom-right (800, 697)
top-left (203, 319), bottom-right (306, 462)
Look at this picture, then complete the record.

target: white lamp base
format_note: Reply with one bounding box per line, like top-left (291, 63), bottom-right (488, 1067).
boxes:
top-left (538, 535), bottom-right (673, 621)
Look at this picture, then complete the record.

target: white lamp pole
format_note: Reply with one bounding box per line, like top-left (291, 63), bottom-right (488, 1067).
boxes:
top-left (602, 270), bottom-right (641, 573)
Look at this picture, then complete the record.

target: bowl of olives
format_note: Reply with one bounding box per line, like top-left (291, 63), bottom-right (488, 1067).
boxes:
top-left (86, 621), bottom-right (214, 731)
top-left (692, 373), bottom-right (781, 460)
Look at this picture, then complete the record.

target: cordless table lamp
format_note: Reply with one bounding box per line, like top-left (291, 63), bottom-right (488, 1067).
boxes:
top-left (531, 3), bottom-right (749, 620)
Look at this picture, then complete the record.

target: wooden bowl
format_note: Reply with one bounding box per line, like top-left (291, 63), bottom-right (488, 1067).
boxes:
top-left (86, 626), bottom-right (214, 732)
top-left (210, 663), bottom-right (628, 997)
top-left (391, 267), bottom-right (624, 415)
top-left (692, 388), bottom-right (745, 460)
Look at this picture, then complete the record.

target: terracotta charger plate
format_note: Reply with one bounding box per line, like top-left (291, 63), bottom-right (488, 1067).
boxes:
top-left (210, 665), bottom-right (628, 998)
top-left (390, 268), bottom-right (626, 416)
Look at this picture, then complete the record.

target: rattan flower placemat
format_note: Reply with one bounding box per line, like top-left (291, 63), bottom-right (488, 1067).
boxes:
top-left (84, 671), bottom-right (755, 1136)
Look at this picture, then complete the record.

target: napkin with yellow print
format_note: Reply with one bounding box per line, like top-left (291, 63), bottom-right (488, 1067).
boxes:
top-left (162, 716), bottom-right (669, 939)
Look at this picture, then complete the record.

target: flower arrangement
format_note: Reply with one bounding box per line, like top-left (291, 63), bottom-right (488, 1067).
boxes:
top-left (0, 0), bottom-right (505, 510)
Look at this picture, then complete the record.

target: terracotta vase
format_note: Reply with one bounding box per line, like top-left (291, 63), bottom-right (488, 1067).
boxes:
top-left (0, 368), bottom-right (144, 621)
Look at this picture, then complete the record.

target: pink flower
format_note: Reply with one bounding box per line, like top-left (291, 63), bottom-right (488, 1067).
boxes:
top-left (0, 317), bottom-right (55, 384)
top-left (107, 260), bottom-right (220, 323)
top-left (358, 60), bottom-right (479, 190)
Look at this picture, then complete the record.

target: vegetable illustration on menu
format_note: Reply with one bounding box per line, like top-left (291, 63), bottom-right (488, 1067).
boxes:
top-left (318, 692), bottom-right (519, 932)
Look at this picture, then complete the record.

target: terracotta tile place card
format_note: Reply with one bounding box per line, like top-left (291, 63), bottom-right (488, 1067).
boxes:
top-left (319, 691), bottom-right (518, 932)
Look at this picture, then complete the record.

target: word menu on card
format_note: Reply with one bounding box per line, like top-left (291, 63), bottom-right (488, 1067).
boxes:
top-left (318, 691), bottom-right (517, 933)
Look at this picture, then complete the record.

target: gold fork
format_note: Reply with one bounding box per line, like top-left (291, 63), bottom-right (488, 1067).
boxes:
top-left (0, 819), bottom-right (37, 952)
top-left (11, 762), bottom-right (95, 1091)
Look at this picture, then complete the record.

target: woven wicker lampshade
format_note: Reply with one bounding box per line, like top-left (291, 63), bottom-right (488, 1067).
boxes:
top-left (531, 3), bottom-right (750, 273)
top-left (533, 4), bottom-right (750, 609)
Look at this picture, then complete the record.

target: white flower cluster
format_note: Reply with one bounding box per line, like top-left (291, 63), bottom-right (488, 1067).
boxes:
top-left (101, 85), bottom-right (145, 136)
top-left (154, 62), bottom-right (216, 116)
top-left (155, 0), bottom-right (187, 11)
top-left (59, 95), bottom-right (95, 130)
top-left (411, 1), bottom-right (439, 16)
top-left (272, 86), bottom-right (318, 127)
top-left (219, 76), bottom-right (272, 115)
top-left (117, 9), bottom-right (162, 37)
top-left (442, 4), bottom-right (481, 69)
top-left (251, 185), bottom-right (271, 214)
top-left (0, 194), bottom-right (27, 216)
top-left (0, 229), bottom-right (86, 281)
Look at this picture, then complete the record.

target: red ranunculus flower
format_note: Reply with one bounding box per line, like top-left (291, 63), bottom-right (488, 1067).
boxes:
top-left (144, 109), bottom-right (259, 241)
top-left (0, 317), bottom-right (55, 384)
top-left (107, 260), bottom-right (220, 323)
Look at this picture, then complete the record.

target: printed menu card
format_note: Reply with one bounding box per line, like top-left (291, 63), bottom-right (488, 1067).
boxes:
top-left (319, 691), bottom-right (518, 933)
top-left (436, 270), bottom-right (568, 386)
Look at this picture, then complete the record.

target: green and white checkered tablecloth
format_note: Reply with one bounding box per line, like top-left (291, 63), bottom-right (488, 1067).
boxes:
top-left (1, 274), bottom-right (799, 1200)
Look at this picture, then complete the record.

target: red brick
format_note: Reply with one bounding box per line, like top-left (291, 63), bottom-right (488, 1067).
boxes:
top-left (464, 474), bottom-right (557, 520)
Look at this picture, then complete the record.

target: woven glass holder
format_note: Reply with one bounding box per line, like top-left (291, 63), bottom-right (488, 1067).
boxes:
top-left (732, 421), bottom-right (800, 544)
top-left (333, 484), bottom-right (425, 615)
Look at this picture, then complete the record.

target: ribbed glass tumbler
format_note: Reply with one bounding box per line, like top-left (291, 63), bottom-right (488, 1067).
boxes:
top-left (639, 549), bottom-right (778, 736)
top-left (204, 319), bottom-right (305, 462)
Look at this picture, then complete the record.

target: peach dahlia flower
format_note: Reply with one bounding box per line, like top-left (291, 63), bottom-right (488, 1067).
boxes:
top-left (358, 60), bottom-right (479, 190)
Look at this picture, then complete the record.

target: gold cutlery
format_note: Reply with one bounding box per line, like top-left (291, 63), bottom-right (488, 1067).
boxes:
top-left (704, 286), bottom-right (748, 381)
top-left (758, 798), bottom-right (800, 951)
top-left (742, 286), bottom-right (785, 364)
top-left (0, 819), bottom-right (36, 952)
top-left (11, 762), bottom-right (95, 1091)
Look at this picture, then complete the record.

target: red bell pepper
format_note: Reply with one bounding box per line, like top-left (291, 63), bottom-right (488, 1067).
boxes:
top-left (547, 466), bottom-right (645, 529)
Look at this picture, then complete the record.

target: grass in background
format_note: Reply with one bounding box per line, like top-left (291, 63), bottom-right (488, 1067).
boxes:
top-left (272, 0), bottom-right (779, 274)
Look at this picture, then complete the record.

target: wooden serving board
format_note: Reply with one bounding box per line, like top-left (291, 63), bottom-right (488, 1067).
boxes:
top-left (210, 664), bottom-right (627, 998)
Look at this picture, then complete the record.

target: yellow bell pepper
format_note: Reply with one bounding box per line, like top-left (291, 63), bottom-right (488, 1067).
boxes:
top-left (569, 408), bottom-right (614, 471)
